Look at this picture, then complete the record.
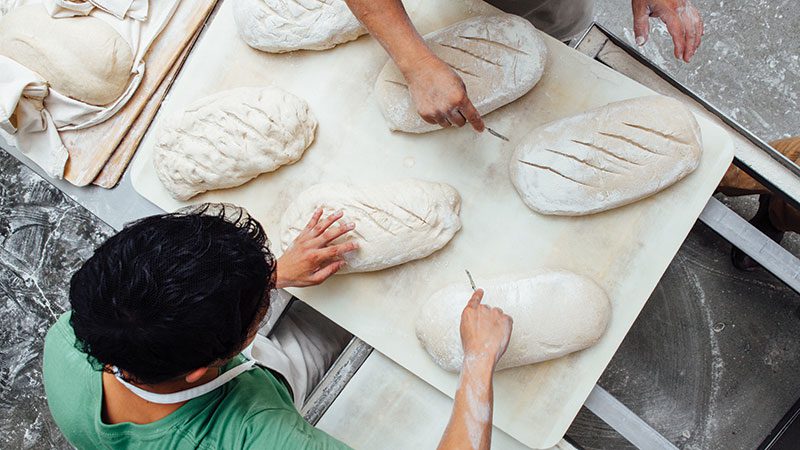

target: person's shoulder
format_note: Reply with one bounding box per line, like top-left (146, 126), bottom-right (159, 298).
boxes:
top-left (45, 311), bottom-right (74, 345)
top-left (43, 311), bottom-right (100, 447)
top-left (239, 408), bottom-right (352, 450)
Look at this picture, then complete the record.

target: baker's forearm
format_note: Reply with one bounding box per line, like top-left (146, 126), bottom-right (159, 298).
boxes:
top-left (345, 0), bottom-right (433, 75)
top-left (437, 356), bottom-right (495, 450)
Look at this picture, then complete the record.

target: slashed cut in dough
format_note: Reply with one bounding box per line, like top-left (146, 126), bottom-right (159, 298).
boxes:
top-left (154, 87), bottom-right (317, 201)
top-left (280, 179), bottom-right (462, 273)
top-left (0, 4), bottom-right (133, 105)
top-left (233, 0), bottom-right (366, 53)
top-left (510, 95), bottom-right (703, 216)
top-left (416, 270), bottom-right (611, 373)
top-left (375, 13), bottom-right (547, 133)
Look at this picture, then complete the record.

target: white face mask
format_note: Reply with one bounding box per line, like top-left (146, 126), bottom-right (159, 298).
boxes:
top-left (112, 340), bottom-right (258, 405)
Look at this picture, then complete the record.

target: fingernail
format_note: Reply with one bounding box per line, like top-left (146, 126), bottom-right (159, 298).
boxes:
top-left (347, 222), bottom-right (356, 230)
top-left (635, 36), bottom-right (646, 46)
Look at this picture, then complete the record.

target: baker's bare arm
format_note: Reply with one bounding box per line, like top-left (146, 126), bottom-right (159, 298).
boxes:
top-left (344, 0), bottom-right (484, 131)
top-left (437, 289), bottom-right (512, 450)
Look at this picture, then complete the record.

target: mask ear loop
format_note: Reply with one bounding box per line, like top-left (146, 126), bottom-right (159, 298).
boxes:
top-left (110, 358), bottom-right (257, 405)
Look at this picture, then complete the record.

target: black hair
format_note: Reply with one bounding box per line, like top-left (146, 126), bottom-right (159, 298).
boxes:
top-left (69, 204), bottom-right (275, 385)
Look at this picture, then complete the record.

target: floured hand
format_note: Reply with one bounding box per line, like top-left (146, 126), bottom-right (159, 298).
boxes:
top-left (276, 209), bottom-right (358, 288)
top-left (459, 289), bottom-right (513, 369)
top-left (632, 0), bottom-right (704, 62)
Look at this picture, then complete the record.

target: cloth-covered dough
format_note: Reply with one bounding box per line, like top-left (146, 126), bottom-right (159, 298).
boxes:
top-left (375, 13), bottom-right (547, 133)
top-left (232, 0), bottom-right (366, 53)
top-left (416, 270), bottom-right (611, 372)
top-left (0, 4), bottom-right (134, 106)
top-left (154, 87), bottom-right (317, 201)
top-left (510, 95), bottom-right (703, 216)
top-left (280, 179), bottom-right (462, 273)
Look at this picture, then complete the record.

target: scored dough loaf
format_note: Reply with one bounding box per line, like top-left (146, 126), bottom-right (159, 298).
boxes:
top-left (0, 4), bottom-right (133, 106)
top-left (154, 87), bottom-right (317, 201)
top-left (374, 13), bottom-right (547, 133)
top-left (510, 95), bottom-right (703, 216)
top-left (280, 179), bottom-right (462, 273)
top-left (232, 0), bottom-right (366, 53)
top-left (416, 270), bottom-right (611, 373)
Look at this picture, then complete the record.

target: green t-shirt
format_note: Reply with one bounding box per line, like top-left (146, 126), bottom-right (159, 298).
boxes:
top-left (43, 312), bottom-right (351, 450)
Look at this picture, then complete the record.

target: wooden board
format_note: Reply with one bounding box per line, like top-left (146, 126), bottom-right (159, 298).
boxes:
top-left (130, 1), bottom-right (734, 447)
top-left (91, 15), bottom-right (204, 188)
top-left (60, 0), bottom-right (218, 187)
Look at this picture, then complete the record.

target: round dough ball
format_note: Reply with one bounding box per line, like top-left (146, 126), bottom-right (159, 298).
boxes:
top-left (0, 5), bottom-right (134, 105)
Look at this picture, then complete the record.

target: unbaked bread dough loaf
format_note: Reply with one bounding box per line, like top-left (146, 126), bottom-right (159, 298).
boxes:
top-left (280, 179), bottom-right (462, 273)
top-left (416, 270), bottom-right (611, 372)
top-left (154, 87), bottom-right (317, 201)
top-left (375, 13), bottom-right (547, 133)
top-left (510, 95), bottom-right (703, 216)
top-left (0, 4), bottom-right (133, 105)
top-left (232, 0), bottom-right (366, 53)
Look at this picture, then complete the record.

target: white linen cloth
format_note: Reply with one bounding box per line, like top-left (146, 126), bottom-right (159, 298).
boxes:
top-left (43, 0), bottom-right (148, 20)
top-left (0, 0), bottom-right (179, 178)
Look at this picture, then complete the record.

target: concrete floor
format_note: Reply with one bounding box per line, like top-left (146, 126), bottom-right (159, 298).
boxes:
top-left (0, 1), bottom-right (797, 449)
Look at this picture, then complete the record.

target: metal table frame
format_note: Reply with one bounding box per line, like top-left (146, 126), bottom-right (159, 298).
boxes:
top-left (1, 20), bottom-right (797, 450)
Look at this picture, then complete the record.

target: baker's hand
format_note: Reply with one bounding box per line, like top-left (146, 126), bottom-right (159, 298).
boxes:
top-left (460, 289), bottom-right (513, 368)
top-left (403, 54), bottom-right (485, 132)
top-left (276, 209), bottom-right (358, 289)
top-left (632, 0), bottom-right (703, 62)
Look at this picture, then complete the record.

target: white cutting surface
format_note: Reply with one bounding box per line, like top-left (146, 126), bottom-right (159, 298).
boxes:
top-left (130, 0), bottom-right (734, 447)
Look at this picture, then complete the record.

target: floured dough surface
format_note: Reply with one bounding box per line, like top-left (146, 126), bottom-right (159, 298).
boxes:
top-left (375, 13), bottom-right (547, 133)
top-left (154, 86), bottom-right (317, 201)
top-left (0, 4), bottom-right (133, 105)
top-left (280, 179), bottom-right (462, 273)
top-left (233, 0), bottom-right (366, 53)
top-left (0, 0), bottom-right (22, 16)
top-left (510, 95), bottom-right (703, 216)
top-left (416, 270), bottom-right (611, 372)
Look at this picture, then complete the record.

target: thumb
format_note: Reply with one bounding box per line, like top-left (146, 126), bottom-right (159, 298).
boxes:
top-left (632, 1), bottom-right (651, 46)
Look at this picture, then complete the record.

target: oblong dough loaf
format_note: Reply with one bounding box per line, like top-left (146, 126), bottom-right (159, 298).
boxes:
top-left (0, 4), bottom-right (133, 105)
top-left (375, 13), bottom-right (547, 133)
top-left (280, 179), bottom-right (462, 273)
top-left (154, 87), bottom-right (317, 201)
top-left (416, 270), bottom-right (611, 372)
top-left (232, 0), bottom-right (365, 53)
top-left (510, 95), bottom-right (703, 216)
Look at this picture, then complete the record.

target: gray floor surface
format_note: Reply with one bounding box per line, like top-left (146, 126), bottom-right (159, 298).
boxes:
top-left (0, 1), bottom-right (798, 449)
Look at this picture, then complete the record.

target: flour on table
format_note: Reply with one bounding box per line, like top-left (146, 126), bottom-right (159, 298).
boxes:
top-left (280, 179), bottom-right (462, 273)
top-left (154, 87), bottom-right (317, 201)
top-left (232, 0), bottom-right (366, 53)
top-left (416, 270), bottom-right (611, 372)
top-left (375, 13), bottom-right (547, 133)
top-left (0, 4), bottom-right (133, 105)
top-left (510, 95), bottom-right (703, 216)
